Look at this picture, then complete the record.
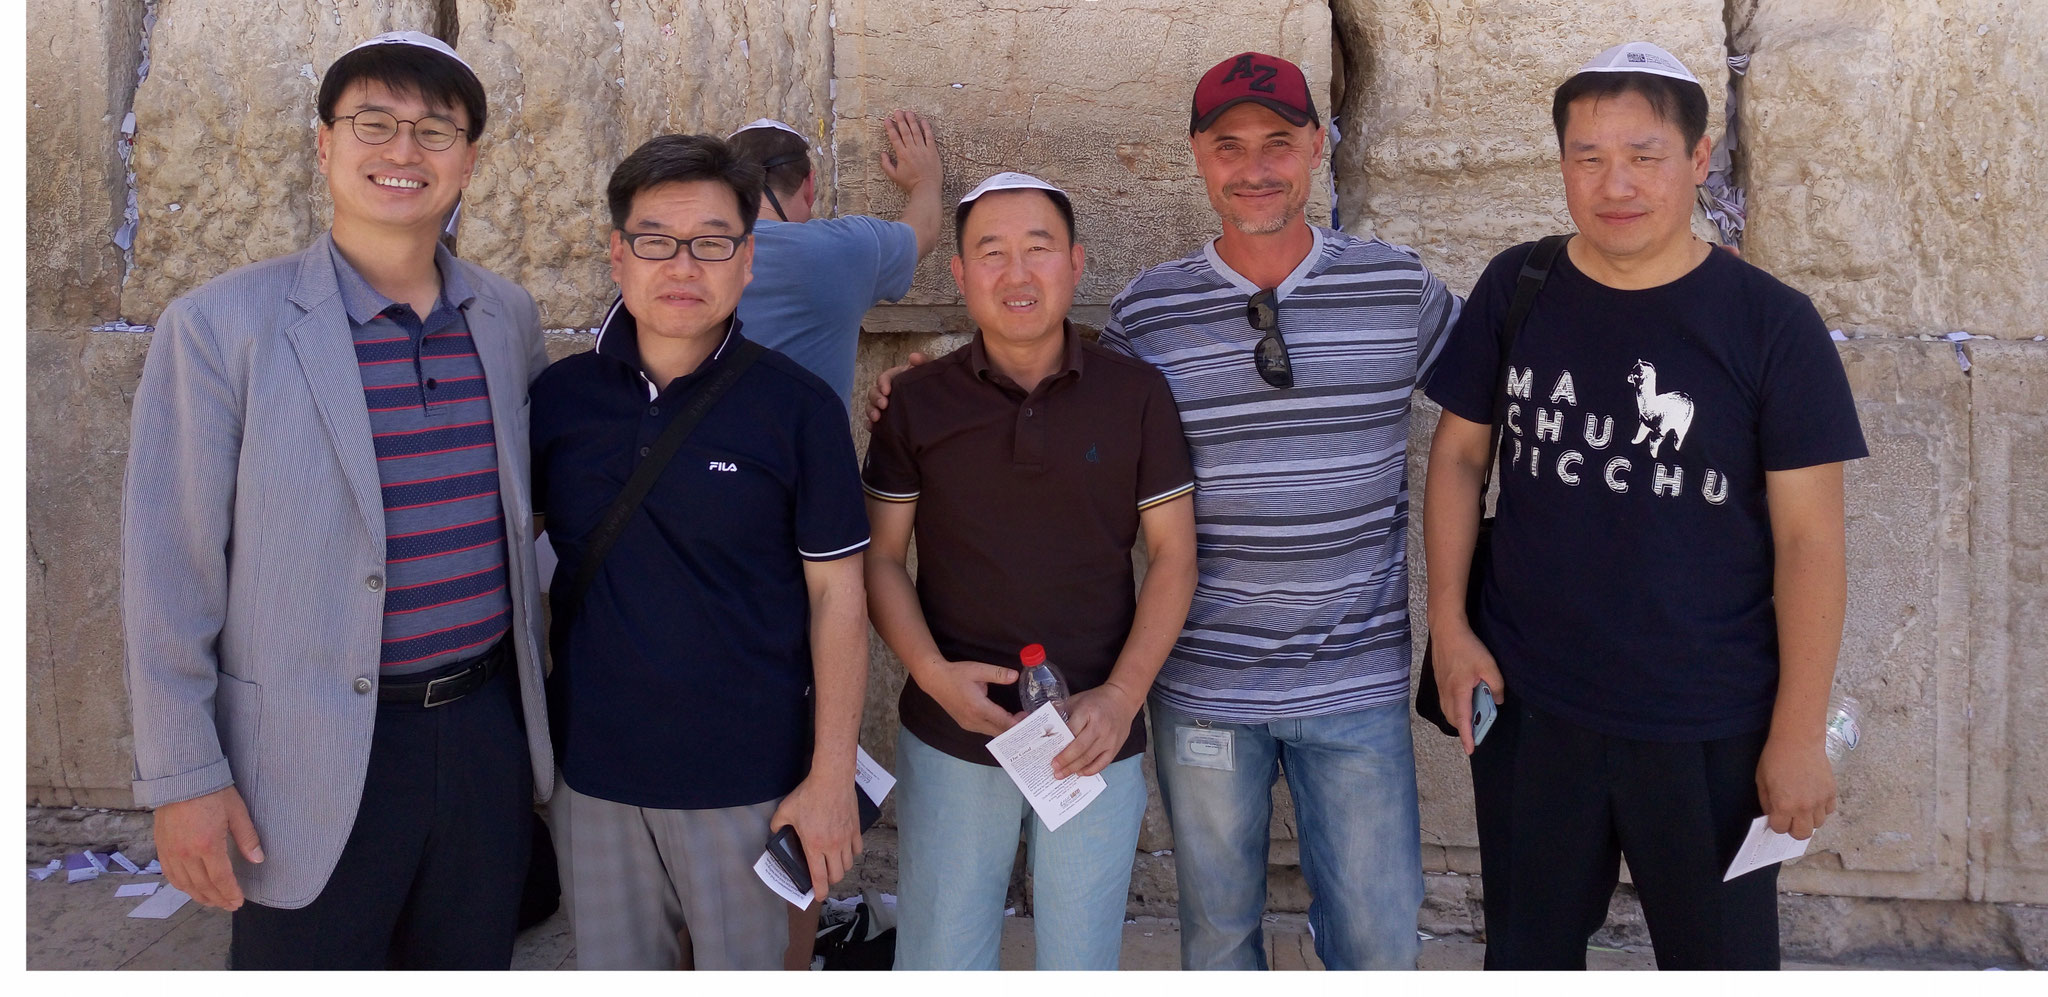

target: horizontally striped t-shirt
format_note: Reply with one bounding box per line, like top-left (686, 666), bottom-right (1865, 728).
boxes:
top-left (1100, 227), bottom-right (1460, 721)
top-left (333, 244), bottom-right (512, 676)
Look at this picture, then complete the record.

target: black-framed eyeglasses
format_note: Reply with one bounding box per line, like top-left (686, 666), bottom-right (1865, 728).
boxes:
top-left (1248, 289), bottom-right (1292, 388)
top-left (622, 233), bottom-right (745, 262)
top-left (334, 109), bottom-right (467, 152)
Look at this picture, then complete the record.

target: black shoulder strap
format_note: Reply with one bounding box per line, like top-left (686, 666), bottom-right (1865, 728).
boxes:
top-left (555, 337), bottom-right (766, 624)
top-left (1478, 235), bottom-right (1571, 508)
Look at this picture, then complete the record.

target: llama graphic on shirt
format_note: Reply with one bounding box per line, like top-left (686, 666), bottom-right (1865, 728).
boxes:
top-left (1626, 360), bottom-right (1694, 458)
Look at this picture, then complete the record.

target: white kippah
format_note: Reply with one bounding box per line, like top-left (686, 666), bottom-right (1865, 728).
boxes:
top-left (1573, 42), bottom-right (1700, 85)
top-left (958, 171), bottom-right (1068, 206)
top-left (343, 30), bottom-right (475, 76)
top-left (727, 118), bottom-right (808, 142)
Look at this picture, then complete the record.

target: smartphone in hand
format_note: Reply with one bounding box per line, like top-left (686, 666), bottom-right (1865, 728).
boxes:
top-left (1472, 681), bottom-right (1499, 746)
top-left (766, 825), bottom-right (810, 889)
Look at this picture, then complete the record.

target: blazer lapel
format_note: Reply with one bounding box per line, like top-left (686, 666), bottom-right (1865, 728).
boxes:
top-left (465, 278), bottom-right (529, 516)
top-left (281, 234), bottom-right (385, 545)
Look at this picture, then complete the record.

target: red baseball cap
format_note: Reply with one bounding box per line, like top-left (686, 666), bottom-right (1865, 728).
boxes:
top-left (1191, 52), bottom-right (1319, 133)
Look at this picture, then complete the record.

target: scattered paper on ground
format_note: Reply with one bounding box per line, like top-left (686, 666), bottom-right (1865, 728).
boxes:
top-left (127, 886), bottom-right (192, 919)
top-left (116, 882), bottom-right (161, 898)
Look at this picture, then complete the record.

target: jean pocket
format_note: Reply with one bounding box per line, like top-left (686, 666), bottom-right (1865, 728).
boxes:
top-left (1174, 724), bottom-right (1235, 771)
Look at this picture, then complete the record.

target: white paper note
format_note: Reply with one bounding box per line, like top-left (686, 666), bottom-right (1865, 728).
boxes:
top-left (127, 885), bottom-right (192, 918)
top-left (854, 745), bottom-right (896, 805)
top-left (109, 851), bottom-right (142, 875)
top-left (116, 881), bottom-right (161, 898)
top-left (753, 850), bottom-right (815, 910)
top-left (1723, 816), bottom-right (1813, 881)
top-left (985, 703), bottom-right (1107, 832)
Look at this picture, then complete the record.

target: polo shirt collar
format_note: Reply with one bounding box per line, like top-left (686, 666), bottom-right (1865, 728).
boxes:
top-left (326, 233), bottom-right (478, 326)
top-left (592, 295), bottom-right (743, 400)
top-left (967, 320), bottom-right (1086, 392)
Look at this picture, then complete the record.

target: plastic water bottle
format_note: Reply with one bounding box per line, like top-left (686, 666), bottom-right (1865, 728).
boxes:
top-left (1824, 694), bottom-right (1862, 764)
top-left (1017, 644), bottom-right (1071, 721)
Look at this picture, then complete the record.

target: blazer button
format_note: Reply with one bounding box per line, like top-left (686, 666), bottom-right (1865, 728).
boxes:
top-left (366, 575), bottom-right (384, 591)
top-left (353, 677), bottom-right (373, 694)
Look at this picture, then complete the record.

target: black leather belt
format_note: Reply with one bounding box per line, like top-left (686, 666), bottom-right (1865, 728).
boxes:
top-left (377, 639), bottom-right (509, 707)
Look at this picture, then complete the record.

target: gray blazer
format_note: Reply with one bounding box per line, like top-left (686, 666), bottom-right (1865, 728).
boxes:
top-left (121, 233), bottom-right (555, 908)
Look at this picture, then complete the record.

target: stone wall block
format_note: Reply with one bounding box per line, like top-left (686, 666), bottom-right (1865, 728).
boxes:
top-left (27, 0), bottom-right (143, 327)
top-left (1332, 0), bottom-right (1726, 293)
top-left (1738, 1), bottom-right (2048, 338)
top-left (1781, 341), bottom-right (1972, 898)
top-left (833, 0), bottom-right (1332, 333)
top-left (1966, 341), bottom-right (2048, 904)
top-left (454, 1), bottom-right (623, 330)
top-left (27, 330), bottom-right (155, 807)
top-left (124, 0), bottom-right (439, 321)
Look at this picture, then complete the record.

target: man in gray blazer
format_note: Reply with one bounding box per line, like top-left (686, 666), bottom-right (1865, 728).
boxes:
top-left (121, 31), bottom-right (554, 969)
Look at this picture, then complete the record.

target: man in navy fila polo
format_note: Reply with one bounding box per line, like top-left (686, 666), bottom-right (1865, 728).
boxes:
top-left (122, 33), bottom-right (556, 968)
top-left (530, 133), bottom-right (871, 970)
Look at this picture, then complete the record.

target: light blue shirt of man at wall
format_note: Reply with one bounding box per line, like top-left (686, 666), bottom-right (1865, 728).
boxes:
top-left (729, 114), bottom-right (944, 409)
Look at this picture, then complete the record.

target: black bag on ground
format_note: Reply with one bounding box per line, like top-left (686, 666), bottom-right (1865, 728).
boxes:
top-left (1415, 235), bottom-right (1569, 737)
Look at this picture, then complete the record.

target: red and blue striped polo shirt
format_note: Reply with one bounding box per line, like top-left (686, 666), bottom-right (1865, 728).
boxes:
top-left (333, 244), bottom-right (511, 676)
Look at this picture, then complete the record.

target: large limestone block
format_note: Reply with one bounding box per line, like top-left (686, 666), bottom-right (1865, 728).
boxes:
top-left (1783, 340), bottom-right (1972, 900)
top-left (1735, 1), bottom-right (2048, 338)
top-left (453, 1), bottom-right (622, 330)
top-left (1966, 342), bottom-right (2048, 904)
top-left (26, 330), bottom-right (155, 808)
top-left (456, 1), bottom-right (835, 329)
top-left (27, 0), bottom-right (143, 327)
top-left (1333, 0), bottom-right (1727, 294)
top-left (124, 0), bottom-right (438, 321)
top-left (833, 0), bottom-right (1333, 334)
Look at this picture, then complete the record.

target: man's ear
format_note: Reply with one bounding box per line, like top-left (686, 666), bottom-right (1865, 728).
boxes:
top-left (800, 172), bottom-right (818, 212)
top-left (608, 229), bottom-right (627, 285)
top-left (317, 123), bottom-right (333, 177)
top-left (1068, 241), bottom-right (1086, 283)
top-left (1690, 134), bottom-right (1713, 185)
top-left (949, 253), bottom-right (965, 296)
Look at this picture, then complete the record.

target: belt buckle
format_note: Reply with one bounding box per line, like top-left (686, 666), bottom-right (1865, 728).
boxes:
top-left (422, 670), bottom-right (467, 708)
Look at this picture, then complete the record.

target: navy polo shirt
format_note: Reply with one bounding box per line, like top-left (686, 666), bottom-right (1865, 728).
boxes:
top-left (532, 300), bottom-right (870, 810)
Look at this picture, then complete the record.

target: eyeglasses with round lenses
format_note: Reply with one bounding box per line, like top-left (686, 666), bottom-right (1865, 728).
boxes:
top-left (623, 233), bottom-right (744, 263)
top-left (335, 109), bottom-right (467, 152)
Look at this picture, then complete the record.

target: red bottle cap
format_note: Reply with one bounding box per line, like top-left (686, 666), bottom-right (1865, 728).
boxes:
top-left (1019, 644), bottom-right (1046, 667)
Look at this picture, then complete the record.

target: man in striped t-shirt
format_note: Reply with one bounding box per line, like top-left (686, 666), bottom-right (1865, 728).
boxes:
top-left (1100, 54), bottom-right (1458, 970)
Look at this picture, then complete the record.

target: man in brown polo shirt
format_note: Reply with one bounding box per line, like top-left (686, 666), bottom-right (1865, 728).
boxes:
top-left (863, 172), bottom-right (1198, 970)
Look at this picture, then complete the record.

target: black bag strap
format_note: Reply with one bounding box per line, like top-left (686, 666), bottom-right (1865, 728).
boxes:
top-left (555, 337), bottom-right (766, 623)
top-left (1477, 235), bottom-right (1571, 509)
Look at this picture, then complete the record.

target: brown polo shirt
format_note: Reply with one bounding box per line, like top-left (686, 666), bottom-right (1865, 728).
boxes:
top-left (864, 324), bottom-right (1195, 766)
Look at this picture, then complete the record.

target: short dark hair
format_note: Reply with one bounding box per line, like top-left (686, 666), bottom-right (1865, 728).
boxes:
top-left (607, 134), bottom-right (764, 234)
top-left (318, 42), bottom-right (487, 142)
top-left (1551, 71), bottom-right (1709, 151)
top-left (954, 188), bottom-right (1078, 255)
top-left (728, 127), bottom-right (813, 199)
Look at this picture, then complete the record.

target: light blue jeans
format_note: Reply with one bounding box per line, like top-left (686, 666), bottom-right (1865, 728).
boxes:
top-left (1150, 696), bottom-right (1423, 970)
top-left (893, 727), bottom-right (1149, 970)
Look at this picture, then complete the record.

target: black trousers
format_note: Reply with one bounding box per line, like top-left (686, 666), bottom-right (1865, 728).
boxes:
top-left (1471, 697), bottom-right (1780, 970)
top-left (230, 663), bottom-right (534, 969)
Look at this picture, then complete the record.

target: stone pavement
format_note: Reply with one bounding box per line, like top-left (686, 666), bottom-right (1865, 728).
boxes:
top-left (29, 872), bottom-right (1937, 970)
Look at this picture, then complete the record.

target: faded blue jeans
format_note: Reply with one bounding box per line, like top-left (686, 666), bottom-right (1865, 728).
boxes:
top-left (1150, 696), bottom-right (1423, 970)
top-left (892, 727), bottom-right (1150, 970)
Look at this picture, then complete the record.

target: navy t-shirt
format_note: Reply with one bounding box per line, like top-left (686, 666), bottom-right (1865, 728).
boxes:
top-left (1425, 242), bottom-right (1866, 741)
top-left (532, 308), bottom-right (871, 810)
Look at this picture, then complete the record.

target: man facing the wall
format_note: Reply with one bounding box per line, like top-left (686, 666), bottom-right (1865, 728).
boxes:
top-left (729, 112), bottom-right (943, 410)
top-left (122, 32), bottom-right (555, 969)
